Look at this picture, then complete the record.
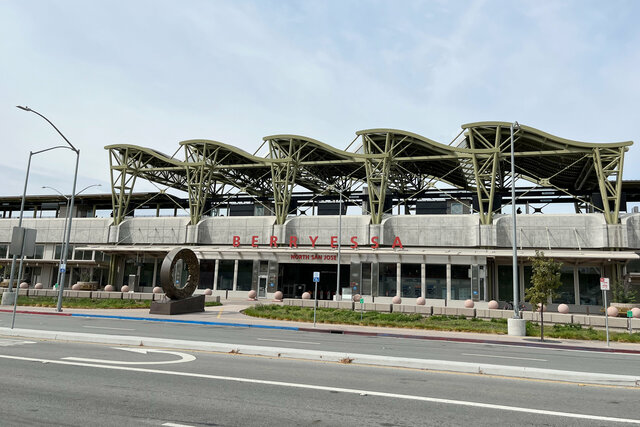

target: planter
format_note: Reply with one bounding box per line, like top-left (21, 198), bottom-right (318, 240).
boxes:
top-left (74, 281), bottom-right (99, 291)
top-left (610, 302), bottom-right (640, 317)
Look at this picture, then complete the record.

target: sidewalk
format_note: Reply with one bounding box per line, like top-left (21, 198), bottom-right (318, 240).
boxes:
top-left (2, 298), bottom-right (639, 353)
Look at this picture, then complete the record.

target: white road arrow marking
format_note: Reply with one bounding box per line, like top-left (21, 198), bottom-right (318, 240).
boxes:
top-left (62, 347), bottom-right (196, 365)
top-left (0, 339), bottom-right (36, 347)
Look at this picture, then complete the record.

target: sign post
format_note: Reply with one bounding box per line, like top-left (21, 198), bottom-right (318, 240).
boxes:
top-left (600, 277), bottom-right (610, 347)
top-left (628, 310), bottom-right (633, 334)
top-left (360, 297), bottom-right (364, 321)
top-left (313, 272), bottom-right (320, 327)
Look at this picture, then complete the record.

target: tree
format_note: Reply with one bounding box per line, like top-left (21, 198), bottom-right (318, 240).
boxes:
top-left (525, 251), bottom-right (562, 341)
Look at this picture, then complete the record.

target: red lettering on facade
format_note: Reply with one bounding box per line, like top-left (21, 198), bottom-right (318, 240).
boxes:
top-left (233, 235), bottom-right (240, 247)
top-left (350, 236), bottom-right (358, 249)
top-left (371, 236), bottom-right (379, 249)
top-left (309, 236), bottom-right (318, 248)
top-left (251, 235), bottom-right (259, 248)
top-left (270, 235), bottom-right (278, 248)
top-left (392, 236), bottom-right (403, 249)
top-left (289, 235), bottom-right (298, 248)
top-left (330, 236), bottom-right (338, 248)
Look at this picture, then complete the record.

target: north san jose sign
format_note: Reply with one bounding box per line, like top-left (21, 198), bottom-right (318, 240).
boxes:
top-left (231, 235), bottom-right (404, 250)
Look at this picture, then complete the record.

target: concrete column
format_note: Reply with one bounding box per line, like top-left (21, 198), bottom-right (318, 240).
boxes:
top-left (213, 260), bottom-right (219, 290)
top-left (421, 263), bottom-right (426, 298)
top-left (573, 264), bottom-right (580, 305)
top-left (396, 262), bottom-right (401, 297)
top-left (519, 262), bottom-right (525, 302)
top-left (446, 263), bottom-right (452, 301)
top-left (232, 260), bottom-right (239, 291)
top-left (151, 258), bottom-right (158, 288)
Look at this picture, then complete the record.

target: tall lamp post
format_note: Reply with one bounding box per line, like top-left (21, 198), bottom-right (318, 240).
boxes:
top-left (508, 121), bottom-right (526, 336)
top-left (42, 184), bottom-right (101, 292)
top-left (17, 106), bottom-right (80, 313)
top-left (335, 189), bottom-right (343, 301)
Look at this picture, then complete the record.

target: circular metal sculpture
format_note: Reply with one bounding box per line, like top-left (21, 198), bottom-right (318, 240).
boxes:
top-left (160, 248), bottom-right (200, 300)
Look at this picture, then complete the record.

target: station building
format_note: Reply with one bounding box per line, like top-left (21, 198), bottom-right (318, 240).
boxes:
top-left (1, 122), bottom-right (639, 309)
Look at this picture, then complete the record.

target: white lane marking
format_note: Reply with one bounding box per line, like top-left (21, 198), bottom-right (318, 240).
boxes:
top-left (0, 339), bottom-right (36, 347)
top-left (0, 354), bottom-right (638, 424)
top-left (462, 353), bottom-right (547, 362)
top-left (62, 347), bottom-right (196, 365)
top-left (163, 423), bottom-right (195, 427)
top-left (82, 326), bottom-right (136, 331)
top-left (258, 338), bottom-right (320, 345)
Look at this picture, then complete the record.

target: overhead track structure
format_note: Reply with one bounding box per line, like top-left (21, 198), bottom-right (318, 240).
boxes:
top-left (106, 122), bottom-right (632, 227)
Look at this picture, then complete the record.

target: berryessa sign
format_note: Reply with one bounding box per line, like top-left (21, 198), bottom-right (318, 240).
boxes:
top-left (231, 235), bottom-right (403, 249)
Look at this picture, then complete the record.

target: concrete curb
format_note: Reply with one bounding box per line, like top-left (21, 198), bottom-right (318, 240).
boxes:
top-left (1, 327), bottom-right (638, 387)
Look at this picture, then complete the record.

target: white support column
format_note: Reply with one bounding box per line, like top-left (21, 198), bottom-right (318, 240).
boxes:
top-left (396, 262), bottom-right (401, 297)
top-left (421, 264), bottom-right (426, 298)
top-left (446, 263), bottom-right (452, 301)
top-left (232, 260), bottom-right (239, 291)
top-left (151, 258), bottom-right (158, 288)
top-left (519, 262), bottom-right (525, 302)
top-left (213, 260), bottom-right (219, 291)
top-left (573, 264), bottom-right (580, 306)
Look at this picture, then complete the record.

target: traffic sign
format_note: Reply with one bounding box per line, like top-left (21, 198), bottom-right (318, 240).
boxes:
top-left (313, 271), bottom-right (320, 282)
top-left (600, 277), bottom-right (610, 291)
top-left (628, 310), bottom-right (633, 318)
top-left (359, 298), bottom-right (364, 304)
top-left (59, 263), bottom-right (67, 273)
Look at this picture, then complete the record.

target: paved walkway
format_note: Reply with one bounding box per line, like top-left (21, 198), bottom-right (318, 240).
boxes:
top-left (2, 297), bottom-right (639, 353)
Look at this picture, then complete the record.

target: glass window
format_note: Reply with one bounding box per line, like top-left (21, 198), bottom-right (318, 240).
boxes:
top-left (217, 260), bottom-right (234, 290)
top-left (579, 266), bottom-right (601, 305)
top-left (378, 263), bottom-right (397, 297)
top-left (139, 261), bottom-right (156, 287)
top-left (237, 261), bottom-right (253, 291)
top-left (26, 245), bottom-right (44, 259)
top-left (401, 264), bottom-right (421, 298)
top-left (54, 244), bottom-right (73, 260)
top-left (425, 264), bottom-right (446, 299)
top-left (553, 266), bottom-right (575, 304)
top-left (497, 265), bottom-right (513, 302)
top-left (451, 265), bottom-right (471, 300)
top-left (361, 263), bottom-right (372, 296)
top-left (0, 245), bottom-right (8, 258)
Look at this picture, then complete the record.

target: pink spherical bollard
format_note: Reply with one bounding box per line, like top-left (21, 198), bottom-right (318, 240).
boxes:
top-left (121, 285), bottom-right (130, 293)
top-left (34, 283), bottom-right (43, 289)
top-left (248, 290), bottom-right (257, 300)
top-left (416, 297), bottom-right (426, 306)
top-left (464, 299), bottom-right (474, 308)
top-left (19, 282), bottom-right (29, 289)
top-left (488, 300), bottom-right (499, 309)
top-left (302, 292), bottom-right (311, 299)
top-left (632, 308), bottom-right (640, 319)
top-left (152, 286), bottom-right (163, 294)
top-left (353, 293), bottom-right (361, 302)
top-left (607, 306), bottom-right (619, 317)
top-left (557, 303), bottom-right (570, 314)
top-left (71, 283), bottom-right (80, 290)
top-left (392, 295), bottom-right (401, 304)
top-left (204, 288), bottom-right (213, 296)
top-left (104, 285), bottom-right (115, 292)
top-left (274, 291), bottom-right (283, 301)
top-left (536, 303), bottom-right (547, 312)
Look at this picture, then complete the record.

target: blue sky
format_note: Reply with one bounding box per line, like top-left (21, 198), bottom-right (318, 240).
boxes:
top-left (1, 0), bottom-right (639, 210)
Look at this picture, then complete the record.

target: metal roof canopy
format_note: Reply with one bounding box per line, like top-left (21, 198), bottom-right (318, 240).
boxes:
top-left (105, 122), bottom-right (632, 227)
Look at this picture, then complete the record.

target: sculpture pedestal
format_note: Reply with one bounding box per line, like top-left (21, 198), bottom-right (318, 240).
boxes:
top-left (149, 295), bottom-right (205, 315)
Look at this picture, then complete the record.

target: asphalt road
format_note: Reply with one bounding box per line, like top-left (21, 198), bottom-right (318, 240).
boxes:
top-left (1, 311), bottom-right (639, 378)
top-left (0, 337), bottom-right (639, 427)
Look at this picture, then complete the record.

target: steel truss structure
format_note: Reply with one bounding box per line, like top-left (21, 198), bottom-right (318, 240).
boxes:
top-left (106, 122), bottom-right (632, 226)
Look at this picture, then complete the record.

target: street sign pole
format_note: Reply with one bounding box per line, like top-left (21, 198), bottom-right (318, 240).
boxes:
top-left (313, 271), bottom-right (320, 327)
top-left (313, 281), bottom-right (318, 327)
top-left (601, 277), bottom-right (610, 347)
top-left (360, 297), bottom-right (364, 321)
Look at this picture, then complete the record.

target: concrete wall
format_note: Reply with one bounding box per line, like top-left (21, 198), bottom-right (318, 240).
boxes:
top-left (115, 217), bottom-right (190, 244)
top-left (381, 215), bottom-right (478, 247)
top-left (0, 218), bottom-right (112, 244)
top-left (196, 216), bottom-right (275, 245)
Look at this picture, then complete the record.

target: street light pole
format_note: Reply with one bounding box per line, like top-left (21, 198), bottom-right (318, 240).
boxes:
top-left (510, 121), bottom-right (520, 319)
top-left (17, 106), bottom-right (80, 313)
top-left (336, 190), bottom-right (343, 301)
top-left (43, 184), bottom-right (101, 293)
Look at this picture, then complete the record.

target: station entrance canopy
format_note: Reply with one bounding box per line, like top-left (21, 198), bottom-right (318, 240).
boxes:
top-left (106, 121), bottom-right (632, 226)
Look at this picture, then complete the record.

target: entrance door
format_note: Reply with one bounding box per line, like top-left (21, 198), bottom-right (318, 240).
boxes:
top-left (258, 276), bottom-right (267, 298)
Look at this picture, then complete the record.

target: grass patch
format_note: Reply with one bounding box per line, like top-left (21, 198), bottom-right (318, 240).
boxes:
top-left (526, 322), bottom-right (640, 343)
top-left (244, 305), bottom-right (640, 342)
top-left (16, 296), bottom-right (222, 309)
top-left (243, 305), bottom-right (509, 334)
